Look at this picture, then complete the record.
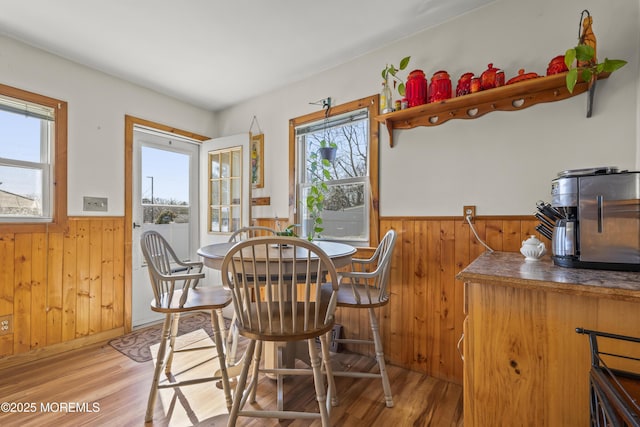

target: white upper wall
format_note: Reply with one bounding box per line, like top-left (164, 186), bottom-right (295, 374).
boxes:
top-left (0, 0), bottom-right (637, 219)
top-left (216, 0), bottom-right (640, 217)
top-left (0, 34), bottom-right (217, 216)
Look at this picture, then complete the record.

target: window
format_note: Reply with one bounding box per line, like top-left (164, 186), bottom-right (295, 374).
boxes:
top-left (207, 147), bottom-right (242, 233)
top-left (290, 96), bottom-right (379, 246)
top-left (0, 84), bottom-right (67, 230)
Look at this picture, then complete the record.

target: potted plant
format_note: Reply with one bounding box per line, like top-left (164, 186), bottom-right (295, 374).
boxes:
top-left (304, 140), bottom-right (334, 241)
top-left (564, 44), bottom-right (626, 94)
top-left (381, 56), bottom-right (411, 97)
top-left (276, 224), bottom-right (299, 237)
top-left (318, 139), bottom-right (337, 163)
top-left (564, 11), bottom-right (626, 95)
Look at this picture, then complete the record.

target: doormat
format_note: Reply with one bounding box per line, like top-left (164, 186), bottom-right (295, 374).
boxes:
top-left (108, 312), bottom-right (225, 363)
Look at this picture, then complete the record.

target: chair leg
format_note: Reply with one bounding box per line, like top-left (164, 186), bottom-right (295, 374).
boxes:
top-left (145, 314), bottom-right (172, 422)
top-left (308, 338), bottom-right (331, 426)
top-left (228, 339), bottom-right (257, 426)
top-left (319, 332), bottom-right (338, 407)
top-left (210, 310), bottom-right (233, 411)
top-left (369, 307), bottom-right (393, 408)
top-left (165, 313), bottom-right (180, 374)
top-left (248, 340), bottom-right (263, 404)
top-left (226, 312), bottom-right (239, 365)
top-left (215, 308), bottom-right (227, 345)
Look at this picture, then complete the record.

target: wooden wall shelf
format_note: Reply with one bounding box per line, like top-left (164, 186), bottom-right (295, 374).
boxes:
top-left (375, 71), bottom-right (609, 147)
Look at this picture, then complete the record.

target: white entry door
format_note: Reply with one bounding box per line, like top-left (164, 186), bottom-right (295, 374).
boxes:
top-left (131, 128), bottom-right (200, 327)
top-left (199, 133), bottom-right (251, 289)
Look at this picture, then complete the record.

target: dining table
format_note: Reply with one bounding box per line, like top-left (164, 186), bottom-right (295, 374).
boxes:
top-left (197, 239), bottom-right (357, 271)
top-left (197, 238), bottom-right (357, 378)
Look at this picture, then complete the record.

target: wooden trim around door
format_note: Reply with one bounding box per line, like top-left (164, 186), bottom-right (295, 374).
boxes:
top-left (123, 115), bottom-right (209, 332)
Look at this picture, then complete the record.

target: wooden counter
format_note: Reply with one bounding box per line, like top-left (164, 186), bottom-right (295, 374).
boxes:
top-left (457, 252), bottom-right (640, 426)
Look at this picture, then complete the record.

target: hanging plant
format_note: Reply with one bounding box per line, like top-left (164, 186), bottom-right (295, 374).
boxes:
top-left (564, 10), bottom-right (626, 94)
top-left (305, 140), bottom-right (335, 241)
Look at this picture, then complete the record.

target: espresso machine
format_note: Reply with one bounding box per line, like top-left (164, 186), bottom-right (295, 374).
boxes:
top-left (548, 167), bottom-right (640, 271)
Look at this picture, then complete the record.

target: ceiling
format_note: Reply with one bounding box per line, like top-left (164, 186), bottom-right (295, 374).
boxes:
top-left (0, 0), bottom-right (494, 111)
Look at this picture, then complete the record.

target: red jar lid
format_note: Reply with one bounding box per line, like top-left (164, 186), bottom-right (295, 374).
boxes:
top-left (432, 70), bottom-right (450, 80)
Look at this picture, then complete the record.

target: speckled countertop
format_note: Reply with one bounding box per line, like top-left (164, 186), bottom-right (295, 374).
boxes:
top-left (456, 251), bottom-right (640, 301)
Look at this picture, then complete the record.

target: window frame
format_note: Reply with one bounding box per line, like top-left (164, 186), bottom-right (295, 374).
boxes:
top-left (0, 83), bottom-right (67, 233)
top-left (289, 95), bottom-right (379, 246)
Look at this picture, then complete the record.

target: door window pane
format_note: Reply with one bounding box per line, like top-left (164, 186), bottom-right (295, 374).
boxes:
top-left (207, 147), bottom-right (242, 234)
top-left (141, 145), bottom-right (191, 260)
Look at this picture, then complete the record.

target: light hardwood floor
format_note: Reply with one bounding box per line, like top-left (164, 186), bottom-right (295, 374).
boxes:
top-left (0, 330), bottom-right (463, 426)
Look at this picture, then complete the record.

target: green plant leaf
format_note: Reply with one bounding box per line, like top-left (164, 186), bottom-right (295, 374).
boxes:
top-left (399, 56), bottom-right (411, 70)
top-left (398, 83), bottom-right (405, 97)
top-left (581, 68), bottom-right (592, 84)
top-left (575, 44), bottom-right (595, 62)
top-left (566, 68), bottom-right (578, 93)
top-left (602, 58), bottom-right (627, 73)
top-left (564, 48), bottom-right (576, 68)
top-left (381, 69), bottom-right (387, 80)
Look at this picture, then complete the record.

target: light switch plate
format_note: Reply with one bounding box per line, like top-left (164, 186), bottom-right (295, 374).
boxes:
top-left (83, 196), bottom-right (108, 212)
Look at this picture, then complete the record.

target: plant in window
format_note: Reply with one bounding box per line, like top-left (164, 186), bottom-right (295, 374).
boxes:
top-left (305, 139), bottom-right (336, 241)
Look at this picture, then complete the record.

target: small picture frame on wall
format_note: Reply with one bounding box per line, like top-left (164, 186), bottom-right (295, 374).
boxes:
top-left (250, 133), bottom-right (264, 188)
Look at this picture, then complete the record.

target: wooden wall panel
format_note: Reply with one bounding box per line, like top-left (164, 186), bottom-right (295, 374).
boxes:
top-left (30, 233), bottom-right (47, 349)
top-left (2, 214), bottom-right (540, 380)
top-left (254, 216), bottom-right (541, 384)
top-left (47, 232), bottom-right (64, 345)
top-left (0, 217), bottom-right (125, 363)
top-left (0, 234), bottom-right (15, 315)
top-left (62, 220), bottom-right (77, 341)
top-left (375, 217), bottom-right (541, 385)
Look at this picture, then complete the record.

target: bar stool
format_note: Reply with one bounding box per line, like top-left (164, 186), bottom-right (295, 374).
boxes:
top-left (140, 230), bottom-right (233, 422)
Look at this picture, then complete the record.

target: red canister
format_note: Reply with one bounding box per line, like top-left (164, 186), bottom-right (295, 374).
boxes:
top-left (456, 72), bottom-right (474, 97)
top-left (405, 70), bottom-right (428, 107)
top-left (546, 55), bottom-right (569, 75)
top-left (429, 70), bottom-right (452, 103)
top-left (480, 63), bottom-right (502, 90)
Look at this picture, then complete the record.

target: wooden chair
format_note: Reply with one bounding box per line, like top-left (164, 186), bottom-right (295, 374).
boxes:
top-left (331, 229), bottom-right (397, 407)
top-left (140, 230), bottom-right (233, 423)
top-left (221, 236), bottom-right (339, 426)
top-left (226, 226), bottom-right (277, 365)
top-left (228, 225), bottom-right (277, 242)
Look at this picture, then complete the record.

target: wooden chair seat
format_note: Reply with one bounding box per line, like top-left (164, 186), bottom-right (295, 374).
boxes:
top-left (150, 286), bottom-right (231, 313)
top-left (331, 283), bottom-right (389, 308)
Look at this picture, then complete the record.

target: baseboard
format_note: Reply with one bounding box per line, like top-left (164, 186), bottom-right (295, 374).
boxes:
top-left (0, 327), bottom-right (124, 370)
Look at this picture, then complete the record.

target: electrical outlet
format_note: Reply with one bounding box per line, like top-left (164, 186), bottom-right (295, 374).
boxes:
top-left (0, 315), bottom-right (12, 336)
top-left (463, 205), bottom-right (476, 223)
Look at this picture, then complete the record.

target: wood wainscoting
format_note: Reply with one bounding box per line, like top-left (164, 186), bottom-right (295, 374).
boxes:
top-left (256, 216), bottom-right (541, 385)
top-left (0, 217), bottom-right (125, 367)
top-left (1, 215), bottom-right (539, 382)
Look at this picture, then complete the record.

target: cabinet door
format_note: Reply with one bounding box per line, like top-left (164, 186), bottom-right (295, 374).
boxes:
top-left (464, 283), bottom-right (549, 426)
